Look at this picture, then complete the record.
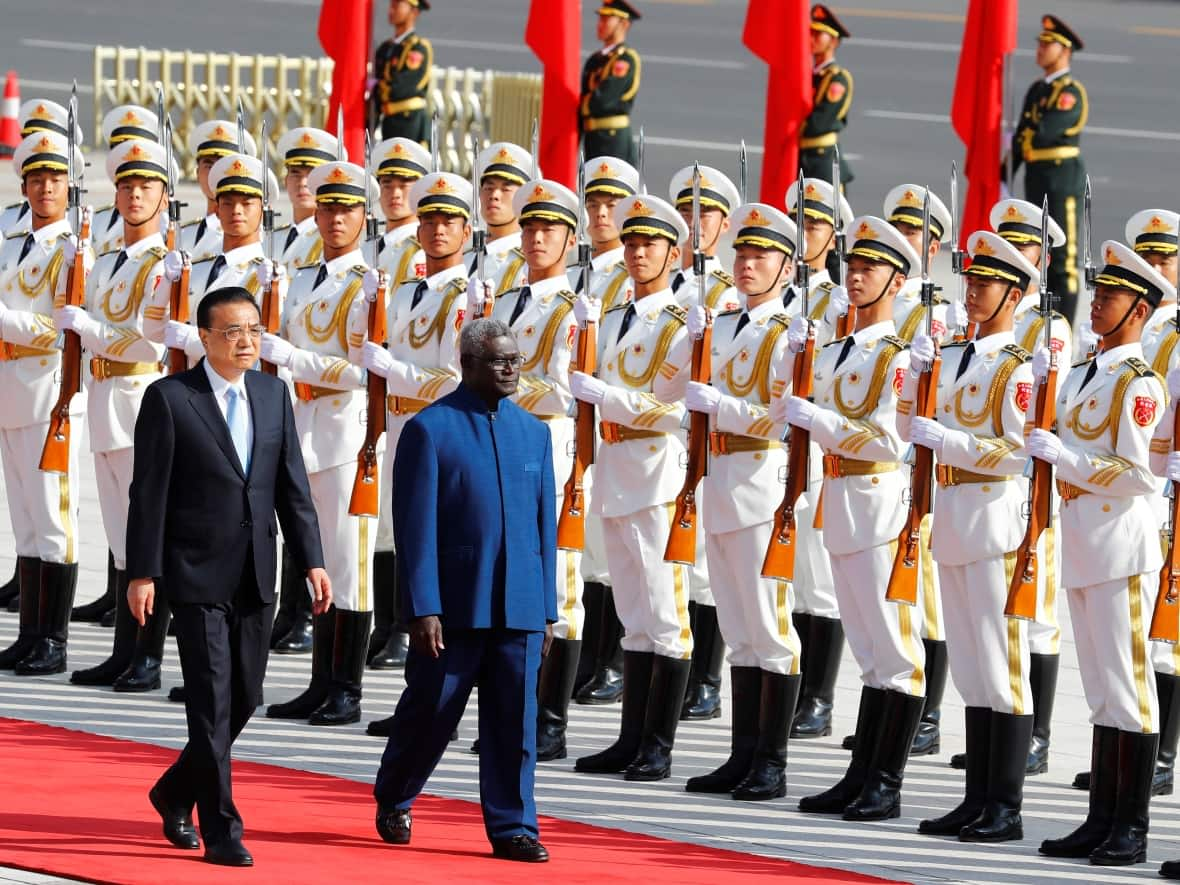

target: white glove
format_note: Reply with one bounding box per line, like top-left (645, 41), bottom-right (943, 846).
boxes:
top-left (1076, 320), bottom-right (1100, 357)
top-left (1167, 367), bottom-right (1180, 401)
top-left (769, 394), bottom-right (788, 425)
top-left (162, 250), bottom-right (186, 283)
top-left (259, 260), bottom-right (287, 291)
top-left (909, 417), bottom-right (946, 454)
top-left (164, 320), bottom-right (197, 351)
top-left (1167, 451), bottom-right (1180, 484)
top-left (1026, 428), bottom-right (1063, 465)
top-left (361, 267), bottom-right (382, 298)
top-left (786, 315), bottom-right (810, 353)
top-left (946, 301), bottom-right (969, 332)
top-left (685, 381), bottom-right (721, 415)
top-left (1031, 346), bottom-right (1052, 382)
top-left (54, 305), bottom-right (100, 341)
top-left (361, 340), bottom-right (397, 379)
top-left (573, 295), bottom-right (601, 326)
top-left (61, 235), bottom-right (95, 275)
top-left (909, 333), bottom-right (937, 372)
top-left (570, 371), bottom-right (607, 405)
top-left (260, 332), bottom-right (294, 368)
top-left (823, 284), bottom-right (850, 326)
top-left (785, 395), bottom-right (818, 430)
top-left (686, 305), bottom-right (710, 339)
top-left (467, 276), bottom-right (492, 318)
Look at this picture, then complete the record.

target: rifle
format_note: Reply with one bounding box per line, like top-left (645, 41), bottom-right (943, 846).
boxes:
top-left (886, 188), bottom-right (940, 605)
top-left (529, 118), bottom-right (539, 179)
top-left (40, 84), bottom-right (87, 474)
top-left (557, 152), bottom-right (595, 550)
top-left (430, 113), bottom-right (439, 172)
top-left (469, 130), bottom-right (490, 316)
top-left (1152, 348), bottom-right (1180, 642)
top-left (762, 168), bottom-right (814, 581)
top-left (738, 140), bottom-right (748, 204)
top-left (337, 105), bottom-right (346, 161)
top-left (1005, 197), bottom-right (1056, 620)
top-left (349, 132), bottom-right (387, 517)
top-left (163, 115), bottom-right (191, 375)
top-left (832, 148), bottom-right (853, 338)
top-left (950, 161), bottom-right (972, 342)
top-left (1082, 175), bottom-right (1096, 289)
top-left (236, 98), bottom-right (246, 154)
top-left (664, 164), bottom-right (712, 565)
top-left (259, 120), bottom-right (281, 376)
top-left (637, 126), bottom-right (646, 194)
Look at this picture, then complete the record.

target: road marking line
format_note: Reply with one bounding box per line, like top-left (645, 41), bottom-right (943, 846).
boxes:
top-left (865, 109), bottom-right (1180, 143)
top-left (833, 6), bottom-right (965, 23)
top-left (852, 38), bottom-right (1132, 64)
top-left (1130, 26), bottom-right (1180, 37)
top-left (21, 38), bottom-right (94, 52)
top-left (21, 79), bottom-right (95, 95)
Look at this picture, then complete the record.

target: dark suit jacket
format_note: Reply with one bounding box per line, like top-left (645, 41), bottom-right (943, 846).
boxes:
top-left (126, 361), bottom-right (324, 605)
top-left (392, 382), bottom-right (557, 632)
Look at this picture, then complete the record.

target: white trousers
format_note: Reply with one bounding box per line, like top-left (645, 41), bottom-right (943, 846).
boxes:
top-left (793, 482), bottom-right (839, 617)
top-left (602, 504), bottom-right (693, 659)
top-left (1068, 573), bottom-right (1159, 733)
top-left (940, 554), bottom-right (1030, 714)
top-left (1, 422), bottom-right (80, 564)
top-left (94, 447), bottom-right (134, 569)
top-left (308, 463), bottom-right (376, 612)
top-left (918, 514), bottom-right (943, 641)
top-left (830, 542), bottom-right (925, 697)
top-left (1028, 522), bottom-right (1063, 655)
top-left (707, 520), bottom-right (800, 675)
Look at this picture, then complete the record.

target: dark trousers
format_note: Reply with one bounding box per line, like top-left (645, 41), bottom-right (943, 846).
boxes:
top-left (1025, 156), bottom-right (1086, 325)
top-left (583, 128), bottom-right (637, 166)
top-left (380, 110), bottom-right (430, 148)
top-left (155, 566), bottom-right (272, 846)
top-left (801, 144), bottom-right (854, 187)
top-left (373, 628), bottom-right (543, 841)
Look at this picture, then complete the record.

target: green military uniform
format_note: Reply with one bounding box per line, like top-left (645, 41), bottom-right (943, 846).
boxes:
top-left (579, 0), bottom-right (641, 165)
top-left (801, 5), bottom-right (853, 187)
top-left (1008, 15), bottom-right (1088, 323)
top-left (372, 0), bottom-right (433, 146)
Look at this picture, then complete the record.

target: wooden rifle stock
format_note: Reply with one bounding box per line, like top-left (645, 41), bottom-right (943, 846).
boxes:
top-left (885, 355), bottom-right (941, 604)
top-left (835, 305), bottom-right (855, 339)
top-left (167, 260), bottom-right (191, 375)
top-left (1005, 365), bottom-right (1057, 619)
top-left (762, 332), bottom-right (815, 581)
top-left (39, 216), bottom-right (91, 474)
top-left (1151, 396), bottom-right (1180, 642)
top-left (664, 322), bottom-right (712, 564)
top-left (557, 320), bottom-right (597, 550)
top-left (348, 276), bottom-right (389, 517)
top-left (259, 271), bottom-right (282, 377)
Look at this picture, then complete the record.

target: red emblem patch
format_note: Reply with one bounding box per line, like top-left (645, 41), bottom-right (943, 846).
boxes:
top-left (1049, 337), bottom-right (1064, 353)
top-left (892, 367), bottom-right (905, 397)
top-left (931, 319), bottom-right (947, 339)
top-left (414, 262), bottom-right (426, 278)
top-left (826, 81), bottom-right (846, 102)
top-left (1015, 381), bottom-right (1032, 412)
top-left (566, 324), bottom-right (577, 348)
top-left (613, 59), bottom-right (630, 77)
top-left (1057, 92), bottom-right (1077, 111)
top-left (1133, 396), bottom-right (1158, 427)
top-left (406, 50), bottom-right (424, 70)
top-left (454, 308), bottom-right (465, 332)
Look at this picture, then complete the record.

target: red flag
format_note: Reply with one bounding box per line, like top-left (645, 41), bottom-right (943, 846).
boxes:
top-left (743, 0), bottom-right (812, 208)
top-left (526, 0), bottom-right (580, 188)
top-left (951, 0), bottom-right (1018, 246)
top-left (319, 0), bottom-right (372, 164)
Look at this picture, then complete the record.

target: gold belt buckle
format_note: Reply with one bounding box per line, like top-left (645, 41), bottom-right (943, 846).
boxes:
top-left (91, 357), bottom-right (109, 382)
top-left (936, 464), bottom-right (954, 486)
top-left (709, 431), bottom-right (726, 457)
top-left (599, 421), bottom-right (620, 444)
top-left (822, 454), bottom-right (842, 478)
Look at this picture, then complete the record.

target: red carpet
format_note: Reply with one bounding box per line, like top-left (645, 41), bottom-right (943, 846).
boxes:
top-left (0, 718), bottom-right (903, 884)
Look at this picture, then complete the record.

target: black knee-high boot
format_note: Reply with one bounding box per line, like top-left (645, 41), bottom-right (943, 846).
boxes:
top-left (113, 593), bottom-right (171, 691)
top-left (71, 571), bottom-right (136, 685)
top-left (14, 561), bottom-right (77, 675)
top-left (72, 550), bottom-right (117, 622)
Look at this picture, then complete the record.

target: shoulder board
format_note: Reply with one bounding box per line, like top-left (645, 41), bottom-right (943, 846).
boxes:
top-left (605, 303), bottom-right (630, 314)
top-left (663, 304), bottom-right (687, 322)
top-left (501, 286), bottom-right (523, 298)
top-left (710, 269), bottom-right (735, 286)
top-left (815, 280), bottom-right (836, 293)
top-left (882, 334), bottom-right (908, 350)
top-left (554, 289), bottom-right (576, 305)
top-left (444, 277), bottom-right (468, 295)
top-left (5, 232), bottom-right (24, 241)
top-left (97, 248), bottom-right (120, 258)
top-left (717, 308), bottom-right (742, 317)
top-left (822, 335), bottom-right (849, 349)
top-left (191, 255), bottom-right (216, 266)
top-left (1001, 343), bottom-right (1031, 362)
top-left (248, 254), bottom-right (267, 265)
top-left (412, 33), bottom-right (431, 47)
top-left (275, 222), bottom-right (292, 233)
top-left (350, 264), bottom-right (368, 276)
top-left (1071, 357), bottom-right (1093, 370)
top-left (510, 247), bottom-right (526, 260)
top-left (3, 202), bottom-right (21, 211)
top-left (145, 246), bottom-right (168, 260)
top-left (295, 260), bottom-right (319, 271)
top-left (767, 314), bottom-right (791, 329)
top-left (1124, 357), bottom-right (1157, 379)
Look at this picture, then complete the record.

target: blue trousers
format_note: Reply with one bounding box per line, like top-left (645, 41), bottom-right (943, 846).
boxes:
top-left (373, 628), bottom-right (542, 841)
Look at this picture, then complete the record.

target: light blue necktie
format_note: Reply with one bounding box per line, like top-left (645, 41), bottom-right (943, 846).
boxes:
top-left (226, 386), bottom-right (250, 474)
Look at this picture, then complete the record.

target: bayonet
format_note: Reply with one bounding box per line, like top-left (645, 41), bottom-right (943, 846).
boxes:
top-left (430, 113), bottom-right (439, 172)
top-left (1040, 195), bottom-right (1052, 357)
top-left (637, 126), bottom-right (646, 194)
top-left (692, 162), bottom-right (704, 311)
top-left (261, 120), bottom-right (276, 265)
top-left (66, 83), bottom-right (82, 234)
top-left (363, 128), bottom-right (378, 269)
top-left (832, 149), bottom-right (844, 287)
top-left (1083, 174), bottom-right (1096, 288)
top-left (796, 168), bottom-right (809, 319)
top-left (950, 161), bottom-right (966, 337)
top-left (739, 140), bottom-right (748, 204)
top-left (336, 105), bottom-right (346, 161)
top-left (469, 130), bottom-right (485, 284)
top-left (154, 83), bottom-right (165, 144)
top-left (236, 97), bottom-right (246, 153)
top-left (920, 186), bottom-right (933, 341)
top-left (529, 118), bottom-right (539, 179)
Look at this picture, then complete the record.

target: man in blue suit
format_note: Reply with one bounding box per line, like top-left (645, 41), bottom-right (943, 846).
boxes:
top-left (373, 317), bottom-right (557, 862)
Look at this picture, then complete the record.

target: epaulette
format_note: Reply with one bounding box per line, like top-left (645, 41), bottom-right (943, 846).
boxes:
top-left (663, 304), bottom-right (687, 322)
top-left (1124, 357), bottom-right (1157, 379)
top-left (768, 314), bottom-right (791, 329)
top-left (941, 341), bottom-right (969, 350)
top-left (181, 218), bottom-right (202, 229)
top-left (822, 335), bottom-right (849, 349)
top-left (94, 203), bottom-right (115, 213)
top-left (1002, 343), bottom-right (1032, 362)
top-left (555, 289), bottom-right (576, 305)
top-left (97, 248), bottom-right (120, 258)
top-left (604, 302), bottom-right (630, 314)
top-left (4, 231), bottom-right (24, 240)
top-left (295, 260), bottom-right (319, 271)
top-left (1071, 357), bottom-right (1093, 370)
top-left (882, 334), bottom-right (909, 350)
top-left (815, 280), bottom-right (836, 293)
top-left (710, 268), bottom-right (735, 287)
top-left (191, 255), bottom-right (216, 265)
top-left (248, 255), bottom-right (267, 265)
top-left (2, 201), bottom-right (21, 211)
top-left (350, 264), bottom-right (368, 276)
top-left (510, 246), bottom-right (526, 260)
top-left (275, 222), bottom-right (292, 233)
top-left (717, 308), bottom-right (742, 317)
top-left (444, 277), bottom-right (468, 294)
top-left (145, 246), bottom-right (168, 260)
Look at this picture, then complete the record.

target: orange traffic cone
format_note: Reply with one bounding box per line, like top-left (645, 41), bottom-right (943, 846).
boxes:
top-left (0, 72), bottom-right (19, 157)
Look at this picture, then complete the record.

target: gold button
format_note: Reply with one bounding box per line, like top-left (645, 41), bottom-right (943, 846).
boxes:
top-left (1102, 504), bottom-right (1111, 513)
top-left (649, 445), bottom-right (658, 453)
top-left (753, 453), bottom-right (763, 461)
top-left (982, 485), bottom-right (990, 493)
top-left (39, 358), bottom-right (47, 367)
top-left (133, 381), bottom-right (140, 388)
top-left (944, 405), bottom-right (951, 413)
top-left (871, 476), bottom-right (879, 485)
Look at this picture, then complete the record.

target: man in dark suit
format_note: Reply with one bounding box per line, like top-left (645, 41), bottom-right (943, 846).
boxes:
top-left (126, 287), bottom-right (331, 867)
top-left (372, 317), bottom-right (557, 862)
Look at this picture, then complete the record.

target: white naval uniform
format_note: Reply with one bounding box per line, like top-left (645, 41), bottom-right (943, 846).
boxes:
top-left (810, 320), bottom-right (925, 696)
top-left (594, 289), bottom-right (693, 659)
top-left (897, 334), bottom-right (1033, 713)
top-left (1058, 343), bottom-right (1163, 733)
top-left (284, 249), bottom-right (378, 612)
top-left (180, 212), bottom-right (225, 264)
top-left (703, 300), bottom-right (800, 674)
top-left (0, 201), bottom-right (31, 237)
top-left (377, 223), bottom-right (425, 289)
top-left (492, 274), bottom-right (583, 639)
top-left (468, 232), bottom-right (527, 298)
top-left (672, 257), bottom-right (740, 314)
top-left (0, 221), bottom-right (82, 564)
top-left (93, 208), bottom-right (169, 256)
top-left (348, 263), bottom-right (466, 552)
top-left (279, 216), bottom-right (323, 278)
top-left (80, 234), bottom-right (168, 569)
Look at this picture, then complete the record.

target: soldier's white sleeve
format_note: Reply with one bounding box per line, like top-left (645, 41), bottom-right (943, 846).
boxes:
top-left (810, 348), bottom-right (909, 463)
top-left (937, 362), bottom-right (1032, 475)
top-left (142, 270), bottom-right (174, 343)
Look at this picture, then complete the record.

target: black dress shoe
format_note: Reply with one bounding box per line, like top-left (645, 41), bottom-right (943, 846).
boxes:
top-left (149, 786), bottom-right (199, 849)
top-left (491, 834), bottom-right (549, 862)
top-left (367, 715), bottom-right (395, 737)
top-left (376, 807), bottom-right (411, 844)
top-left (204, 839), bottom-right (253, 867)
top-left (168, 686), bottom-right (186, 703)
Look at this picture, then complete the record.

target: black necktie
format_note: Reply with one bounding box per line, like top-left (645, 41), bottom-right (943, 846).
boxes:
top-left (195, 218), bottom-right (207, 245)
top-left (834, 335), bottom-right (856, 370)
top-left (411, 279), bottom-right (428, 310)
top-left (377, 236), bottom-right (387, 256)
top-left (954, 342), bottom-right (975, 381)
top-left (509, 286), bottom-right (532, 326)
top-left (18, 234), bottom-right (33, 263)
top-left (733, 312), bottom-right (750, 339)
top-left (617, 303), bottom-right (637, 342)
top-left (284, 226), bottom-right (299, 252)
top-left (207, 255), bottom-right (227, 289)
top-left (671, 271), bottom-right (686, 294)
top-left (107, 207), bottom-right (120, 231)
top-left (112, 250), bottom-right (128, 275)
top-left (782, 286), bottom-right (795, 310)
top-left (1079, 358), bottom-right (1098, 392)
top-left (575, 268), bottom-right (586, 294)
top-left (314, 263), bottom-right (329, 290)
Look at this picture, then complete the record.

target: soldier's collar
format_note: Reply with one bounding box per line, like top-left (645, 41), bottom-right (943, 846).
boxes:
top-left (591, 245), bottom-right (623, 271)
top-left (324, 248), bottom-right (363, 277)
top-left (425, 261), bottom-right (467, 291)
top-left (1043, 67), bottom-right (1070, 84)
top-left (29, 217), bottom-right (71, 245)
top-left (296, 215), bottom-right (317, 235)
top-left (971, 330), bottom-right (1016, 358)
top-left (1094, 341), bottom-right (1143, 371)
top-left (384, 222), bottom-right (417, 247)
top-left (393, 28), bottom-right (416, 45)
top-left (848, 319), bottom-right (896, 347)
top-left (743, 297), bottom-right (782, 324)
top-left (487, 231), bottom-right (521, 256)
top-left (813, 57), bottom-right (837, 74)
top-left (124, 231), bottom-right (165, 257)
top-left (525, 273), bottom-right (572, 300)
top-left (223, 240), bottom-right (264, 266)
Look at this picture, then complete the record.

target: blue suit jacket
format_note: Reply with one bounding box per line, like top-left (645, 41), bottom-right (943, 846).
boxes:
top-left (392, 383), bottom-right (557, 632)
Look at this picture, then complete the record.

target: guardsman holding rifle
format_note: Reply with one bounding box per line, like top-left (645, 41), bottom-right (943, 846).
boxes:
top-left (182, 120), bottom-right (257, 264)
top-left (579, 0), bottom-right (642, 165)
top-left (802, 5), bottom-right (853, 188)
top-left (372, 0), bottom-right (433, 145)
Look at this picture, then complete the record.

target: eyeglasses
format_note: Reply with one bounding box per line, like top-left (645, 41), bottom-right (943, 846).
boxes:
top-left (206, 325), bottom-right (265, 342)
top-left (479, 355), bottom-right (524, 370)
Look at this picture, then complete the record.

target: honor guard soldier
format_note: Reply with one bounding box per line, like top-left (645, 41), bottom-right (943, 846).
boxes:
top-left (1005, 15), bottom-right (1088, 325)
top-left (579, 0), bottom-right (641, 165)
top-left (374, 137), bottom-right (428, 290)
top-left (802, 5), bottom-right (853, 187)
top-left (570, 195), bottom-right (694, 781)
top-left (262, 160), bottom-right (380, 726)
top-left (577, 155), bottom-right (637, 311)
top-left (275, 127), bottom-right (338, 278)
top-left (0, 100), bottom-right (79, 238)
top-left (483, 179), bottom-right (581, 759)
top-left (899, 231), bottom-right (1037, 843)
top-left (66, 139), bottom-right (172, 692)
top-left (0, 131), bottom-right (85, 675)
top-left (785, 176), bottom-right (853, 740)
top-left (682, 203), bottom-right (802, 800)
top-left (183, 120), bottom-right (258, 263)
top-left (372, 0), bottom-right (433, 145)
top-left (779, 216), bottom-right (927, 821)
top-left (93, 106), bottom-right (163, 255)
top-left (468, 142), bottom-right (535, 297)
top-left (1035, 241), bottom-right (1167, 867)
